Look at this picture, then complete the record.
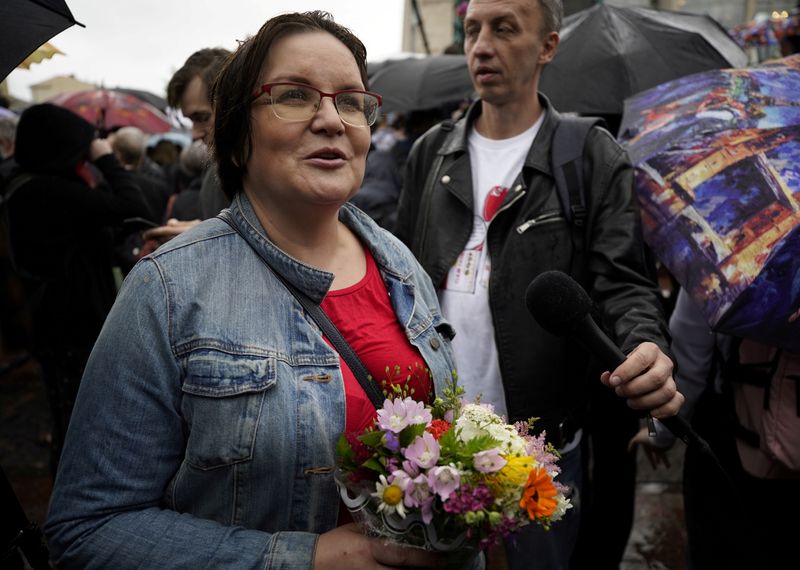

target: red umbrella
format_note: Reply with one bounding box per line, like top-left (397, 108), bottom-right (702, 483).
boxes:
top-left (48, 89), bottom-right (172, 134)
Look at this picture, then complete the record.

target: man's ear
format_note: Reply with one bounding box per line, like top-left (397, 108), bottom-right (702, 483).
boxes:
top-left (539, 31), bottom-right (560, 65)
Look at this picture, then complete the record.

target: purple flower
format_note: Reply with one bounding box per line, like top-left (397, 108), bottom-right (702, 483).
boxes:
top-left (376, 398), bottom-right (411, 433)
top-left (427, 465), bottom-right (460, 500)
top-left (384, 430), bottom-right (400, 452)
top-left (404, 399), bottom-right (433, 426)
top-left (443, 482), bottom-right (494, 513)
top-left (404, 473), bottom-right (432, 508)
top-left (473, 449), bottom-right (507, 473)
top-left (420, 496), bottom-right (436, 524)
top-left (401, 459), bottom-right (421, 478)
top-left (404, 431), bottom-right (441, 469)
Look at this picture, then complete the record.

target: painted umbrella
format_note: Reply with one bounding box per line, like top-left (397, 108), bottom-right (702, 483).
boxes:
top-left (618, 54), bottom-right (800, 351)
top-left (48, 88), bottom-right (172, 135)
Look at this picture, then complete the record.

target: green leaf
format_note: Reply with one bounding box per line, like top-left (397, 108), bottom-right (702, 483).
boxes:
top-left (399, 423), bottom-right (426, 447)
top-left (359, 430), bottom-right (385, 447)
top-left (362, 458), bottom-right (386, 474)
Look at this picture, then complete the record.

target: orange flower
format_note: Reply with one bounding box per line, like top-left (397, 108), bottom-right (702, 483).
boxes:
top-left (426, 419), bottom-right (451, 440)
top-left (519, 467), bottom-right (558, 520)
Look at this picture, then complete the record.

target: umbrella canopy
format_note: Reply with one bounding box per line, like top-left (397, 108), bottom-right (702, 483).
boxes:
top-left (618, 55), bottom-right (800, 351)
top-left (48, 89), bottom-right (172, 134)
top-left (0, 0), bottom-right (83, 81)
top-left (540, 4), bottom-right (748, 115)
top-left (368, 54), bottom-right (474, 114)
top-left (113, 88), bottom-right (168, 113)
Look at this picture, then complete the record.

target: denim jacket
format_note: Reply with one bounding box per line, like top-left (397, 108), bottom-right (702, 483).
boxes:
top-left (45, 193), bottom-right (457, 569)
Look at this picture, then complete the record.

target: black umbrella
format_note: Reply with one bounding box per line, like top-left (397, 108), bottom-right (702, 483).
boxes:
top-left (368, 55), bottom-right (474, 114)
top-left (0, 0), bottom-right (84, 81)
top-left (539, 4), bottom-right (747, 115)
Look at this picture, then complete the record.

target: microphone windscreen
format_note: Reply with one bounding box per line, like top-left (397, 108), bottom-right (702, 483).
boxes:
top-left (525, 270), bottom-right (593, 336)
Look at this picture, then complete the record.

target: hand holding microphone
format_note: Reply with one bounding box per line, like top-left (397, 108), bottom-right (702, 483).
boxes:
top-left (524, 270), bottom-right (692, 444)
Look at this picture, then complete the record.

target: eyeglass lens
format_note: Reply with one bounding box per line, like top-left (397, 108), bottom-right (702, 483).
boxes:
top-left (269, 84), bottom-right (379, 127)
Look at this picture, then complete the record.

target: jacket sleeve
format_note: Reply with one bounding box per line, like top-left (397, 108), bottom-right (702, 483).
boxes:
top-left (43, 258), bottom-right (317, 570)
top-left (584, 128), bottom-right (672, 358)
top-left (60, 154), bottom-right (152, 226)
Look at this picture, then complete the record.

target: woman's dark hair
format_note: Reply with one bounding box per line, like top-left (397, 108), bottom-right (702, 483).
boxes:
top-left (212, 11), bottom-right (369, 200)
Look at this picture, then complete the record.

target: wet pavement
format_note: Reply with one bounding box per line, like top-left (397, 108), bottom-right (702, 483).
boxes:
top-left (1, 352), bottom-right (688, 569)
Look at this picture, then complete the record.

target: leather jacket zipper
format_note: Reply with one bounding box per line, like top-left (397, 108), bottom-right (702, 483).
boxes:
top-left (516, 212), bottom-right (564, 235)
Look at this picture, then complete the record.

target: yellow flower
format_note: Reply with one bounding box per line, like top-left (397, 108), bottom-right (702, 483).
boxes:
top-left (496, 455), bottom-right (534, 487)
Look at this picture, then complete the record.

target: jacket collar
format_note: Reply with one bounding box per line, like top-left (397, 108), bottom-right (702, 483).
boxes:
top-left (440, 92), bottom-right (562, 177)
top-left (226, 192), bottom-right (415, 304)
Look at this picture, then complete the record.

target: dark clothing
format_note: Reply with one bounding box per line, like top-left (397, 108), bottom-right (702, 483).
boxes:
top-left (395, 96), bottom-right (669, 434)
top-left (127, 170), bottom-right (171, 224)
top-left (684, 388), bottom-right (800, 569)
top-left (171, 175), bottom-right (203, 221)
top-left (9, 153), bottom-right (149, 349)
top-left (350, 148), bottom-right (403, 230)
top-left (7, 105), bottom-right (149, 468)
top-left (199, 167), bottom-right (229, 220)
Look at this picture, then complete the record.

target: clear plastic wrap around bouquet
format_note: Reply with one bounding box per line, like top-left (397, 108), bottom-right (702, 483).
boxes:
top-left (335, 380), bottom-right (571, 568)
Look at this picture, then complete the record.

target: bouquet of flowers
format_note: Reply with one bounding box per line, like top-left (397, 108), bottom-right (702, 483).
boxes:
top-left (335, 380), bottom-right (571, 567)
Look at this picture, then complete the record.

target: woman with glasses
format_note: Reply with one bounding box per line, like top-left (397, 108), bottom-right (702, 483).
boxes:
top-left (45, 12), bottom-right (456, 570)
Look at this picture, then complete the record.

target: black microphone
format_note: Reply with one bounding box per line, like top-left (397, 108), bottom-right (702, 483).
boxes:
top-left (524, 270), bottom-right (695, 445)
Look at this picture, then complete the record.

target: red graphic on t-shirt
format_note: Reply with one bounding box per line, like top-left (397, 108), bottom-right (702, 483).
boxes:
top-left (483, 185), bottom-right (509, 222)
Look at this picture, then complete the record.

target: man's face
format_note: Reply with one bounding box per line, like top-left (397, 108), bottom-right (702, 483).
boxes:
top-left (180, 75), bottom-right (213, 144)
top-left (463, 0), bottom-right (558, 108)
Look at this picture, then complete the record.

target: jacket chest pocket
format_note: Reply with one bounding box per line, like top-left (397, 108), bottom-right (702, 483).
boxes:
top-left (181, 351), bottom-right (276, 470)
top-left (512, 206), bottom-right (574, 272)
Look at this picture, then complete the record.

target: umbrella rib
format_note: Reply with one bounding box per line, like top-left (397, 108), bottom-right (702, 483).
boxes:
top-left (28, 0), bottom-right (85, 27)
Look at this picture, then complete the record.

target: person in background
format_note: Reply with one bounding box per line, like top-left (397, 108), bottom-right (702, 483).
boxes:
top-left (141, 48), bottom-right (232, 245)
top-left (0, 113), bottom-right (17, 182)
top-left (168, 139), bottom-right (211, 221)
top-left (394, 1), bottom-right (683, 568)
top-left (5, 104), bottom-right (150, 470)
top-left (45, 11), bottom-right (457, 569)
top-left (111, 126), bottom-right (171, 223)
top-left (630, 288), bottom-right (800, 570)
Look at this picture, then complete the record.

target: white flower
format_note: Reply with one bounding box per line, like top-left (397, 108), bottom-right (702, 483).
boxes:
top-left (455, 403), bottom-right (528, 455)
top-left (372, 474), bottom-right (407, 518)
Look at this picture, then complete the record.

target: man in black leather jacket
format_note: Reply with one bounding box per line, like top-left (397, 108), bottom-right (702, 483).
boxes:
top-left (395, 1), bottom-right (683, 568)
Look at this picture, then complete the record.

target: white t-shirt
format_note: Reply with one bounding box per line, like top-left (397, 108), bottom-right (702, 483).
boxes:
top-left (439, 114), bottom-right (544, 419)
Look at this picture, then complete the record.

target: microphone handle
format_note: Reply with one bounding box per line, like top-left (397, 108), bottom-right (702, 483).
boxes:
top-left (572, 314), bottom-right (693, 445)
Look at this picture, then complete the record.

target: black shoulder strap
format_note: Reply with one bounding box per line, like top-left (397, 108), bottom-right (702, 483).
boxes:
top-left (551, 116), bottom-right (605, 225)
top-left (551, 115), bottom-right (604, 280)
top-left (216, 212), bottom-right (385, 409)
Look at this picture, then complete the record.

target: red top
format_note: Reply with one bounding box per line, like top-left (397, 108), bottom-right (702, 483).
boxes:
top-left (321, 246), bottom-right (433, 435)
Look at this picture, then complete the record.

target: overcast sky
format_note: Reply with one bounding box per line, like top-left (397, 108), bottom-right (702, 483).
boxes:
top-left (6, 0), bottom-right (406, 101)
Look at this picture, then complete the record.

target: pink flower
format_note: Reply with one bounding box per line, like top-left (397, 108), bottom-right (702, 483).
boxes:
top-left (404, 399), bottom-right (432, 426)
top-left (404, 431), bottom-right (440, 469)
top-left (427, 465), bottom-right (460, 500)
top-left (377, 398), bottom-right (410, 433)
top-left (404, 473), bottom-right (432, 508)
top-left (473, 449), bottom-right (507, 473)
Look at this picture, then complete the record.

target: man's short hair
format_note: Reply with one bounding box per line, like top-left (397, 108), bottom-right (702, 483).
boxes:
top-left (538, 0), bottom-right (563, 34)
top-left (0, 115), bottom-right (18, 143)
top-left (111, 126), bottom-right (147, 168)
top-left (167, 47), bottom-right (231, 108)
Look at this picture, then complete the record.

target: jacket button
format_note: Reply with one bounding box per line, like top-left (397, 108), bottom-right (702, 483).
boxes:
top-left (441, 175), bottom-right (451, 184)
top-left (430, 338), bottom-right (441, 350)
